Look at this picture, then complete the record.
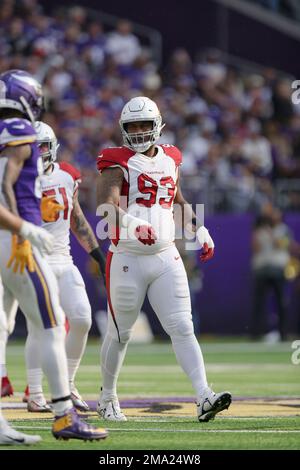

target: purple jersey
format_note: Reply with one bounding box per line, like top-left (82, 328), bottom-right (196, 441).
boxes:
top-left (0, 118), bottom-right (42, 225)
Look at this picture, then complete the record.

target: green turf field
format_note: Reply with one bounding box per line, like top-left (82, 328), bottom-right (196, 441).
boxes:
top-left (1, 339), bottom-right (300, 450)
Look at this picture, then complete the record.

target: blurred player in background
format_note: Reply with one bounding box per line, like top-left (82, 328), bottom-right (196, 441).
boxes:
top-left (96, 96), bottom-right (231, 422)
top-left (21, 121), bottom-right (105, 412)
top-left (0, 69), bottom-right (107, 442)
top-left (251, 203), bottom-right (294, 341)
top-left (2, 121), bottom-right (106, 413)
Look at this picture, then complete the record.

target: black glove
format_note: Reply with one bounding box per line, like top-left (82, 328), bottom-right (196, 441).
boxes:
top-left (89, 247), bottom-right (106, 286)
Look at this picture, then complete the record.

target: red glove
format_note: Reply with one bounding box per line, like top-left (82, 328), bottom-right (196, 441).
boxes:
top-left (200, 242), bottom-right (214, 262)
top-left (196, 226), bottom-right (215, 262)
top-left (135, 225), bottom-right (157, 246)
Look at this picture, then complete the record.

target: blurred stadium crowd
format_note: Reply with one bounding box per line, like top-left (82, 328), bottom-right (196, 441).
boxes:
top-left (1, 0), bottom-right (300, 214)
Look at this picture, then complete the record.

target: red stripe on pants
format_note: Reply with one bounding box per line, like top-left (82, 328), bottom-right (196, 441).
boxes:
top-left (105, 250), bottom-right (120, 341)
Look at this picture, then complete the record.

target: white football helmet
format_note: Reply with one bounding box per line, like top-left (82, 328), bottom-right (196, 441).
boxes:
top-left (34, 121), bottom-right (59, 171)
top-left (119, 96), bottom-right (165, 153)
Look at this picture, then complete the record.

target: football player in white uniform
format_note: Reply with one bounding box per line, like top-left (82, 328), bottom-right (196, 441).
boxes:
top-left (0, 204), bottom-right (54, 444)
top-left (96, 96), bottom-right (231, 422)
top-left (3, 121), bottom-right (106, 413)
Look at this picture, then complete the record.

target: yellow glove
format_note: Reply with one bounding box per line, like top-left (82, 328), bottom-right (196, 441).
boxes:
top-left (41, 195), bottom-right (65, 222)
top-left (7, 235), bottom-right (35, 274)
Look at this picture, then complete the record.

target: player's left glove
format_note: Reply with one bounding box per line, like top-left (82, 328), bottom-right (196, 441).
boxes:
top-left (196, 226), bottom-right (215, 262)
top-left (134, 225), bottom-right (157, 246)
top-left (19, 221), bottom-right (54, 254)
top-left (89, 247), bottom-right (106, 286)
top-left (41, 195), bottom-right (64, 222)
top-left (7, 235), bottom-right (35, 274)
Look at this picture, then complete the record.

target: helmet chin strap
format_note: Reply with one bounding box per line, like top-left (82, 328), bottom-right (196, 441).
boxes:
top-left (44, 161), bottom-right (54, 174)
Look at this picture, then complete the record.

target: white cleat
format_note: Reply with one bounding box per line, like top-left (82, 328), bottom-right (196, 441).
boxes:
top-left (27, 399), bottom-right (52, 413)
top-left (71, 389), bottom-right (89, 412)
top-left (0, 421), bottom-right (41, 445)
top-left (97, 398), bottom-right (127, 422)
top-left (197, 390), bottom-right (232, 422)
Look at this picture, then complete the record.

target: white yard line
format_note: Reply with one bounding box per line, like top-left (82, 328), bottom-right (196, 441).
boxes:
top-left (80, 363), bottom-right (295, 373)
top-left (13, 425), bottom-right (300, 434)
top-left (8, 341), bottom-right (293, 356)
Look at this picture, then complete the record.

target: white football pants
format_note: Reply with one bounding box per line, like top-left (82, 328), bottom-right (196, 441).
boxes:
top-left (101, 244), bottom-right (208, 402)
top-left (0, 231), bottom-right (71, 410)
top-left (25, 262), bottom-right (92, 391)
top-left (4, 258), bottom-right (92, 394)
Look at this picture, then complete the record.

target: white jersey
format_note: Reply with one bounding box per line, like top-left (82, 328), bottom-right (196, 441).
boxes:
top-left (97, 144), bottom-right (182, 255)
top-left (40, 162), bottom-right (81, 263)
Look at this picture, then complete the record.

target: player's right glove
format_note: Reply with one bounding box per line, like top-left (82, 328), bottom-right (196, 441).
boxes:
top-left (134, 225), bottom-right (157, 246)
top-left (196, 226), bottom-right (215, 262)
top-left (41, 195), bottom-right (64, 223)
top-left (7, 235), bottom-right (35, 274)
top-left (19, 221), bottom-right (54, 254)
top-left (122, 213), bottom-right (157, 246)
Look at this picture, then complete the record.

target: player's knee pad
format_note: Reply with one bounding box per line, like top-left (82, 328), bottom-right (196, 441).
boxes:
top-left (163, 313), bottom-right (194, 338)
top-left (114, 285), bottom-right (139, 314)
top-left (69, 293), bottom-right (91, 317)
top-left (7, 317), bottom-right (16, 336)
top-left (173, 271), bottom-right (191, 299)
top-left (68, 315), bottom-right (92, 335)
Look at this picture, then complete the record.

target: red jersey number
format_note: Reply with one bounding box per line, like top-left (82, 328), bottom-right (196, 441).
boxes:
top-left (136, 174), bottom-right (176, 208)
top-left (159, 176), bottom-right (176, 208)
top-left (136, 174), bottom-right (158, 208)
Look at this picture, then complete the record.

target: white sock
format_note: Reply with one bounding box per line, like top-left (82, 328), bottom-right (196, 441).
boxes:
top-left (27, 369), bottom-right (44, 400)
top-left (25, 321), bottom-right (44, 400)
top-left (171, 333), bottom-right (208, 402)
top-left (25, 323), bottom-right (41, 370)
top-left (1, 365), bottom-right (7, 378)
top-left (100, 334), bottom-right (128, 402)
top-left (39, 326), bottom-right (72, 416)
top-left (53, 400), bottom-right (73, 416)
top-left (65, 318), bottom-right (90, 388)
top-left (68, 359), bottom-right (78, 393)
